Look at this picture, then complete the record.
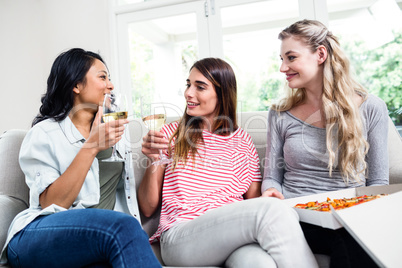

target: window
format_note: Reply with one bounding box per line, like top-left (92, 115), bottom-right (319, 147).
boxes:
top-left (127, 13), bottom-right (199, 118)
top-left (327, 0), bottom-right (402, 125)
top-left (112, 0), bottom-right (402, 126)
top-left (220, 0), bottom-right (299, 112)
top-left (113, 1), bottom-right (208, 118)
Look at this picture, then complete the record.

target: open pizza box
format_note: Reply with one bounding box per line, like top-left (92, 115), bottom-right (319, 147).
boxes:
top-left (284, 184), bottom-right (402, 268)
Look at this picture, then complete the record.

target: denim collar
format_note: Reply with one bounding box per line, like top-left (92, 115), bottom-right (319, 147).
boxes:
top-left (59, 115), bottom-right (86, 144)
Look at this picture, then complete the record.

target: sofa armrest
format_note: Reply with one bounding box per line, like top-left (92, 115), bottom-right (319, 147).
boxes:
top-left (0, 130), bottom-right (29, 203)
top-left (388, 118), bottom-right (402, 185)
top-left (0, 195), bottom-right (28, 250)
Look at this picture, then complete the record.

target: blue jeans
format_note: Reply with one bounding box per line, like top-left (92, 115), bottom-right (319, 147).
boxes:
top-left (7, 209), bottom-right (161, 268)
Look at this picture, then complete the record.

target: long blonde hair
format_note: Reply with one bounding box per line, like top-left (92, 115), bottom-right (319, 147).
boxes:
top-left (169, 58), bottom-right (238, 169)
top-left (274, 19), bottom-right (369, 183)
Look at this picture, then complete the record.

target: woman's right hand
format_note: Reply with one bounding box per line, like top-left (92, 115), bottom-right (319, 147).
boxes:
top-left (261, 187), bottom-right (285, 199)
top-left (141, 130), bottom-right (169, 162)
top-left (84, 106), bottom-right (128, 152)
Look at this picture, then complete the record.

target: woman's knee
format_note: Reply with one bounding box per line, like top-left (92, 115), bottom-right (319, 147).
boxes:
top-left (250, 197), bottom-right (293, 213)
top-left (102, 210), bottom-right (143, 237)
top-left (252, 197), bottom-right (300, 226)
top-left (77, 209), bottom-right (145, 243)
top-left (225, 244), bottom-right (277, 268)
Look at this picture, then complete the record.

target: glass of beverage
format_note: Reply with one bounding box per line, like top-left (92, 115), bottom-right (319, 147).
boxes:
top-left (141, 100), bottom-right (172, 165)
top-left (102, 92), bottom-right (128, 162)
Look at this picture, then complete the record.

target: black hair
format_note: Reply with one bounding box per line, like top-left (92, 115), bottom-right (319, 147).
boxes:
top-left (32, 48), bottom-right (105, 126)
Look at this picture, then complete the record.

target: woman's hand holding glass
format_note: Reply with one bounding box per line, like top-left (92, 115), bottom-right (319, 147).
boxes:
top-left (83, 106), bottom-right (128, 154)
top-left (141, 130), bottom-right (170, 163)
top-left (84, 93), bottom-right (128, 160)
top-left (141, 101), bottom-right (172, 165)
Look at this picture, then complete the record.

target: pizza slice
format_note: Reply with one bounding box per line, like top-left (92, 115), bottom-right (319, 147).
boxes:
top-left (294, 194), bottom-right (387, 212)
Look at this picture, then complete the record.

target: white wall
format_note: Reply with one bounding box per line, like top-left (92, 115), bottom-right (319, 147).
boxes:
top-left (0, 0), bottom-right (112, 135)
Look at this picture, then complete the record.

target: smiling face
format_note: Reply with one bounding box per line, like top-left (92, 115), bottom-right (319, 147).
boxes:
top-left (279, 36), bottom-right (324, 91)
top-left (184, 67), bottom-right (218, 127)
top-left (74, 59), bottom-right (114, 110)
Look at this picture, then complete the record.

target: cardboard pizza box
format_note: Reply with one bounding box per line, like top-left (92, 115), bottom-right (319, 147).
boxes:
top-left (284, 184), bottom-right (402, 268)
top-left (284, 184), bottom-right (402, 229)
top-left (331, 190), bottom-right (402, 268)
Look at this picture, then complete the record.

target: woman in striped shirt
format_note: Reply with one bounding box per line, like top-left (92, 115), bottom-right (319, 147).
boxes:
top-left (139, 58), bottom-right (318, 267)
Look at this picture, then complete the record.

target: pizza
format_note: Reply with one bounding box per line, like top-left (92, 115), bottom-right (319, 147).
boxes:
top-left (294, 194), bottom-right (387, 211)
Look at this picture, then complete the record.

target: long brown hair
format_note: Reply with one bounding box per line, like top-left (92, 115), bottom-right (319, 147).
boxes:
top-left (169, 58), bottom-right (238, 169)
top-left (274, 19), bottom-right (369, 183)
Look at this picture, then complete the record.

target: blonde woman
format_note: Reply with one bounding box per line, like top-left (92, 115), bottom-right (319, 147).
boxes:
top-left (262, 20), bottom-right (389, 267)
top-left (139, 58), bottom-right (318, 267)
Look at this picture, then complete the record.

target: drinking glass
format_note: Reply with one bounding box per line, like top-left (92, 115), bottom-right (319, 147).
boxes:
top-left (102, 92), bottom-right (128, 162)
top-left (141, 100), bottom-right (172, 165)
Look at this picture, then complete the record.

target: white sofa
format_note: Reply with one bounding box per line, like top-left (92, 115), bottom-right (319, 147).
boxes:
top-left (1, 111), bottom-right (401, 267)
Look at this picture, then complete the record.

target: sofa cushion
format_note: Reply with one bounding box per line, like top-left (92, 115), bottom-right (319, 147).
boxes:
top-left (0, 195), bottom-right (28, 251)
top-left (0, 130), bottom-right (29, 204)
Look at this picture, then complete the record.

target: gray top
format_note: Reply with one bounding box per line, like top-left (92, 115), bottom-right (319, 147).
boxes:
top-left (262, 94), bottom-right (389, 198)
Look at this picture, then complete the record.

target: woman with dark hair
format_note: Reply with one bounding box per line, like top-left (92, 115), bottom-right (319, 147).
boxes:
top-left (33, 48), bottom-right (103, 125)
top-left (0, 48), bottom-right (160, 267)
top-left (139, 58), bottom-right (318, 267)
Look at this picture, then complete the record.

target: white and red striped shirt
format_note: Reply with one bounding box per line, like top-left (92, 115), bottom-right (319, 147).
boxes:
top-left (149, 121), bottom-right (262, 242)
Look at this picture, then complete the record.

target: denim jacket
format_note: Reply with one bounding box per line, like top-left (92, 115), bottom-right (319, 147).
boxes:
top-left (1, 116), bottom-right (140, 263)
